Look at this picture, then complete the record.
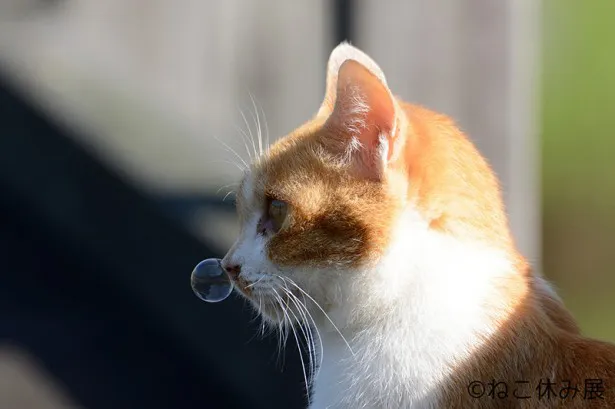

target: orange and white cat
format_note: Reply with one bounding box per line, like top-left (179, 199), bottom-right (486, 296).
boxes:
top-left (220, 43), bottom-right (615, 408)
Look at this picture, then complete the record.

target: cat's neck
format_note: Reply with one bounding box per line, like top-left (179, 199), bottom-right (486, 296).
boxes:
top-left (325, 208), bottom-right (524, 333)
top-left (311, 208), bottom-right (543, 408)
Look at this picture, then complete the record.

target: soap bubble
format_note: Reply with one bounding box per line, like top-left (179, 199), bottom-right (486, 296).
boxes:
top-left (191, 258), bottom-right (233, 303)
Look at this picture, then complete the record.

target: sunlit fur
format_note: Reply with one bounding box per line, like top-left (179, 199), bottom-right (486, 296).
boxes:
top-left (220, 42), bottom-right (615, 408)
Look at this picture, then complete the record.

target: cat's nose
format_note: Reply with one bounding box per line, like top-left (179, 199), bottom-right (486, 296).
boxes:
top-left (222, 263), bottom-right (241, 280)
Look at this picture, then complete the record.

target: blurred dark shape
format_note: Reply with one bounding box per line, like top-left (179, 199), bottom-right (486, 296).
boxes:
top-left (333, 0), bottom-right (355, 46)
top-left (0, 75), bottom-right (306, 408)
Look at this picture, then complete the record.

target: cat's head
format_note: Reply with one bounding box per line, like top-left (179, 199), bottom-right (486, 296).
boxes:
top-left (221, 43), bottom-right (517, 326)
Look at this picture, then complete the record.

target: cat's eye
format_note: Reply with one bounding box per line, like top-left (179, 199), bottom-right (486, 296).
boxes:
top-left (267, 199), bottom-right (288, 233)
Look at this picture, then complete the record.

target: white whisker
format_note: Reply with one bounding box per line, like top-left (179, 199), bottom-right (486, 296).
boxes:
top-left (283, 282), bottom-right (324, 374)
top-left (222, 190), bottom-right (235, 202)
top-left (280, 276), bottom-right (355, 356)
top-left (209, 159), bottom-right (245, 173)
top-left (245, 276), bottom-right (266, 289)
top-left (232, 123), bottom-right (254, 162)
top-left (260, 100), bottom-right (271, 152)
top-left (272, 288), bottom-right (311, 404)
top-left (283, 286), bottom-right (320, 381)
top-left (215, 182), bottom-right (238, 195)
top-left (238, 107), bottom-right (258, 160)
top-left (248, 92), bottom-right (263, 156)
top-left (211, 134), bottom-right (249, 171)
top-left (278, 285), bottom-right (315, 380)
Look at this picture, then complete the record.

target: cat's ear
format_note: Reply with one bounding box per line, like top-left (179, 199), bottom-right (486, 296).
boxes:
top-left (317, 42), bottom-right (388, 118)
top-left (319, 43), bottom-right (403, 180)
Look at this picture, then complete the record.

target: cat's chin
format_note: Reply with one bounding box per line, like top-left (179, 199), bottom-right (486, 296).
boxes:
top-left (239, 291), bottom-right (295, 325)
top-left (258, 305), bottom-right (286, 325)
top-left (233, 282), bottom-right (309, 325)
top-left (247, 296), bottom-right (286, 324)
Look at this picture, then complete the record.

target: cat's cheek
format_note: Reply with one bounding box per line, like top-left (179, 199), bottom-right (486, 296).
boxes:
top-left (223, 215), bottom-right (272, 280)
top-left (226, 237), bottom-right (269, 281)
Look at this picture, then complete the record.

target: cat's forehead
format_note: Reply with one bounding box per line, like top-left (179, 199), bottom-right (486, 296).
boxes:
top-left (236, 118), bottom-right (393, 221)
top-left (247, 132), bottom-right (328, 195)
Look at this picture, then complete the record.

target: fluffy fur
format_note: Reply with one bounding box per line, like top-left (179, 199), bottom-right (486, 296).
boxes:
top-left (220, 42), bottom-right (615, 408)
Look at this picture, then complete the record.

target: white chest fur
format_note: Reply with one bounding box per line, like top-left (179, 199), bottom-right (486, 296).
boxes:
top-left (306, 211), bottom-right (516, 409)
top-left (309, 326), bottom-right (442, 409)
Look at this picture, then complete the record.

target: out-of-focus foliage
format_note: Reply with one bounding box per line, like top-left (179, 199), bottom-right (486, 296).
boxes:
top-left (543, 0), bottom-right (615, 342)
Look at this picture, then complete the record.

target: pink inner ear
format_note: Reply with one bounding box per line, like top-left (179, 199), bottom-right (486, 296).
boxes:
top-left (326, 59), bottom-right (398, 178)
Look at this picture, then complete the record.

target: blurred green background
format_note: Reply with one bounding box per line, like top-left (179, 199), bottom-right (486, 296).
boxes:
top-left (543, 0), bottom-right (615, 341)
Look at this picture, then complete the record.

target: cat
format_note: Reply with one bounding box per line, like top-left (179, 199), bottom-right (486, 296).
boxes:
top-left (219, 42), bottom-right (615, 408)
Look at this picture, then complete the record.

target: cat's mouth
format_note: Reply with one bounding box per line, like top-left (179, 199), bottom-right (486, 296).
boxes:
top-left (250, 292), bottom-right (304, 324)
top-left (232, 276), bottom-right (254, 296)
top-left (231, 276), bottom-right (274, 302)
top-left (235, 281), bottom-right (299, 301)
top-left (231, 274), bottom-right (300, 298)
top-left (232, 277), bottom-right (304, 322)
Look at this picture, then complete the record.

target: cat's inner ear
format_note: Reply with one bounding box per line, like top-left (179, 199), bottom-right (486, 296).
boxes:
top-left (318, 42), bottom-right (388, 118)
top-left (321, 53), bottom-right (400, 180)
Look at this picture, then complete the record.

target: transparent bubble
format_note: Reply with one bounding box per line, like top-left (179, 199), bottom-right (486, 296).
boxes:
top-left (191, 258), bottom-right (233, 303)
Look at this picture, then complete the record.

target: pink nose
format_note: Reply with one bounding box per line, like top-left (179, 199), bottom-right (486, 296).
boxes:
top-left (223, 263), bottom-right (241, 280)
